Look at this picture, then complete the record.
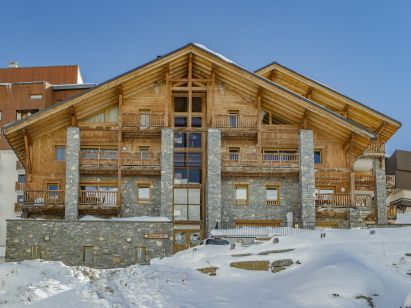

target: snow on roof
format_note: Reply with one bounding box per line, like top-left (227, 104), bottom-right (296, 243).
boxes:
top-left (193, 43), bottom-right (237, 65)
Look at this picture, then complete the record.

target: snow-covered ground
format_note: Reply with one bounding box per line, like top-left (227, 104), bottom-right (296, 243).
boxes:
top-left (396, 212), bottom-right (411, 224)
top-left (1, 228), bottom-right (411, 307)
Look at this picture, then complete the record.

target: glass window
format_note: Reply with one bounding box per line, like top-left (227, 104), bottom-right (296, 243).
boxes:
top-left (139, 109), bottom-right (150, 128)
top-left (191, 117), bottom-right (202, 127)
top-left (266, 186), bottom-right (279, 205)
top-left (174, 97), bottom-right (188, 112)
top-left (188, 133), bottom-right (201, 148)
top-left (18, 174), bottom-right (25, 183)
top-left (229, 113), bottom-right (238, 128)
top-left (235, 185), bottom-right (248, 204)
top-left (188, 169), bottom-right (202, 184)
top-left (139, 146), bottom-right (149, 160)
top-left (17, 195), bottom-right (23, 203)
top-left (174, 188), bottom-right (188, 204)
top-left (191, 97), bottom-right (202, 112)
top-left (174, 133), bottom-right (187, 148)
top-left (174, 153), bottom-right (186, 167)
top-left (188, 188), bottom-right (201, 204)
top-left (138, 185), bottom-right (150, 200)
top-left (188, 153), bottom-right (202, 166)
top-left (174, 169), bottom-right (188, 184)
top-left (174, 116), bottom-right (188, 127)
top-left (136, 247), bottom-right (146, 264)
top-left (174, 204), bottom-right (187, 220)
top-left (189, 204), bottom-right (201, 220)
top-left (229, 147), bottom-right (240, 161)
top-left (314, 150), bottom-right (322, 164)
top-left (55, 146), bottom-right (66, 161)
top-left (47, 183), bottom-right (59, 191)
top-left (261, 110), bottom-right (270, 125)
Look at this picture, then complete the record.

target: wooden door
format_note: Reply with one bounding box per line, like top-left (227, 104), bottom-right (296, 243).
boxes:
top-left (173, 230), bottom-right (201, 253)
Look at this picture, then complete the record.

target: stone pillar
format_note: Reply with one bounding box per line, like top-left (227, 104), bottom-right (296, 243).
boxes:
top-left (373, 158), bottom-right (388, 224)
top-left (64, 127), bottom-right (80, 221)
top-left (299, 129), bottom-right (316, 228)
top-left (160, 128), bottom-right (174, 218)
top-left (206, 129), bottom-right (222, 235)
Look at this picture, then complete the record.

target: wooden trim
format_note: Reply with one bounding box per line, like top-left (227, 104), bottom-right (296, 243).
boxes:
top-left (266, 184), bottom-right (280, 206)
top-left (235, 184), bottom-right (248, 205)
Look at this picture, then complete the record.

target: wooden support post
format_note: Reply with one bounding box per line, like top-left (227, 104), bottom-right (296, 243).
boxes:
top-left (256, 88), bottom-right (262, 155)
top-left (188, 53), bottom-right (192, 127)
top-left (270, 69), bottom-right (277, 82)
top-left (71, 106), bottom-right (78, 127)
top-left (299, 110), bottom-right (309, 129)
top-left (348, 135), bottom-right (355, 207)
top-left (209, 65), bottom-right (216, 126)
top-left (164, 66), bottom-right (170, 127)
top-left (23, 129), bottom-right (32, 175)
top-left (117, 86), bottom-right (123, 214)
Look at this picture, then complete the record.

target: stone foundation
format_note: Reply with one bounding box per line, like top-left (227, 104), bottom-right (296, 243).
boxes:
top-left (6, 219), bottom-right (172, 269)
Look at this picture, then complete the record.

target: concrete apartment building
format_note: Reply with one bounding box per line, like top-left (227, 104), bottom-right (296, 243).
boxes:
top-left (386, 150), bottom-right (411, 216)
top-left (0, 64), bottom-right (94, 255)
top-left (2, 44), bottom-right (400, 268)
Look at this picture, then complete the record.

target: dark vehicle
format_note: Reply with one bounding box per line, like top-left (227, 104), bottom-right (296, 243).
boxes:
top-left (200, 238), bottom-right (230, 245)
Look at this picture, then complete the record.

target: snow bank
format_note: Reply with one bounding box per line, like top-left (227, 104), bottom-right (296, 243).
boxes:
top-left (396, 212), bottom-right (411, 224)
top-left (2, 228), bottom-right (411, 307)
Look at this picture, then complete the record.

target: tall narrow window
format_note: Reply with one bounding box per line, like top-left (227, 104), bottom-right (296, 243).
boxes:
top-left (137, 183), bottom-right (151, 204)
top-left (83, 246), bottom-right (94, 263)
top-left (55, 146), bottom-right (66, 161)
top-left (229, 147), bottom-right (240, 161)
top-left (139, 146), bottom-right (149, 161)
top-left (228, 110), bottom-right (239, 128)
top-left (266, 185), bottom-right (280, 206)
top-left (18, 174), bottom-right (25, 183)
top-left (314, 150), bottom-right (322, 164)
top-left (235, 185), bottom-right (248, 205)
top-left (139, 109), bottom-right (150, 128)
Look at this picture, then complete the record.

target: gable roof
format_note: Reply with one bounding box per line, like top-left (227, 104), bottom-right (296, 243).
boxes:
top-left (3, 43), bottom-right (398, 165)
top-left (255, 62), bottom-right (401, 144)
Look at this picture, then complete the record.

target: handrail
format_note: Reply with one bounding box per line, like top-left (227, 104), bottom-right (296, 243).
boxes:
top-left (24, 190), bottom-right (65, 205)
top-left (214, 114), bottom-right (257, 129)
top-left (78, 190), bottom-right (118, 206)
top-left (15, 182), bottom-right (25, 191)
top-left (123, 112), bottom-right (165, 128)
top-left (315, 193), bottom-right (351, 208)
top-left (121, 152), bottom-right (161, 166)
top-left (80, 149), bottom-right (118, 167)
top-left (221, 152), bottom-right (299, 167)
top-left (364, 141), bottom-right (385, 154)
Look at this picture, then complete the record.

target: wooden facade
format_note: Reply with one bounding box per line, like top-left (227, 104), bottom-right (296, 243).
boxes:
top-left (3, 44), bottom-right (401, 250)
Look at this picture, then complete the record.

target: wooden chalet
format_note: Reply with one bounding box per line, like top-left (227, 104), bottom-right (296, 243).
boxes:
top-left (3, 43), bottom-right (401, 256)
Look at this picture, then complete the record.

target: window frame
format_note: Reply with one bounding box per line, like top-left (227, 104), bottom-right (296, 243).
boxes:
top-left (266, 185), bottom-right (280, 206)
top-left (137, 182), bottom-right (151, 204)
top-left (314, 149), bottom-right (322, 164)
top-left (235, 184), bottom-right (248, 205)
top-left (29, 94), bottom-right (43, 100)
top-left (54, 145), bottom-right (66, 161)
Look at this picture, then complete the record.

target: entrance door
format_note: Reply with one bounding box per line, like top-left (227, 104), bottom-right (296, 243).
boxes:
top-left (173, 230), bottom-right (201, 253)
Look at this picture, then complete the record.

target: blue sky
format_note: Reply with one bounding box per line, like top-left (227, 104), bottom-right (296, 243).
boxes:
top-left (1, 0), bottom-right (410, 154)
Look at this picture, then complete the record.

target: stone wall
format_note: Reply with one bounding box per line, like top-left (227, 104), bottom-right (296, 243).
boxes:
top-left (206, 129), bottom-right (222, 235)
top-left (64, 127), bottom-right (80, 220)
top-left (220, 176), bottom-right (300, 225)
top-left (121, 176), bottom-right (161, 217)
top-left (160, 128), bottom-right (173, 219)
top-left (373, 158), bottom-right (388, 224)
top-left (6, 219), bottom-right (172, 269)
top-left (299, 129), bottom-right (316, 227)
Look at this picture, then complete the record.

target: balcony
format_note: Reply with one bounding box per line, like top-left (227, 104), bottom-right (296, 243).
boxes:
top-left (363, 141), bottom-right (385, 157)
top-left (215, 114), bottom-right (258, 138)
top-left (78, 190), bottom-right (119, 213)
top-left (354, 174), bottom-right (375, 191)
top-left (80, 149), bottom-right (118, 174)
top-left (221, 152), bottom-right (299, 176)
top-left (14, 202), bottom-right (22, 215)
top-left (122, 112), bottom-right (165, 137)
top-left (261, 125), bottom-right (299, 147)
top-left (23, 190), bottom-right (65, 213)
top-left (315, 193), bottom-right (372, 208)
top-left (15, 182), bottom-right (25, 191)
top-left (121, 151), bottom-right (161, 175)
top-left (16, 161), bottom-right (24, 171)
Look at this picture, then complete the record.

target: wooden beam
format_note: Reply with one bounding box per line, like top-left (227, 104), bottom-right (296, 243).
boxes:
top-left (188, 53), bottom-right (193, 127)
top-left (341, 104), bottom-right (350, 118)
top-left (70, 106), bottom-right (78, 127)
top-left (171, 86), bottom-right (206, 91)
top-left (23, 129), bottom-right (32, 174)
top-left (257, 88), bottom-right (262, 153)
top-left (298, 110), bottom-right (309, 129)
top-left (375, 121), bottom-right (386, 140)
top-left (304, 87), bottom-right (313, 99)
top-left (269, 69), bottom-right (277, 82)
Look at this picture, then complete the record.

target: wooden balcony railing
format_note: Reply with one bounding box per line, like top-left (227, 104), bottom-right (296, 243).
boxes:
top-left (316, 193), bottom-right (351, 208)
top-left (261, 125), bottom-right (299, 146)
top-left (221, 152), bottom-right (299, 168)
top-left (14, 202), bottom-right (22, 214)
top-left (15, 182), bottom-right (25, 191)
top-left (16, 161), bottom-right (24, 171)
top-left (121, 152), bottom-right (161, 166)
top-left (316, 193), bottom-right (373, 208)
top-left (364, 141), bottom-right (385, 155)
top-left (386, 175), bottom-right (396, 188)
top-left (354, 175), bottom-right (375, 190)
top-left (123, 112), bottom-right (165, 128)
top-left (78, 190), bottom-right (118, 207)
top-left (214, 114), bottom-right (257, 129)
top-left (24, 190), bottom-right (65, 206)
top-left (80, 150), bottom-right (118, 167)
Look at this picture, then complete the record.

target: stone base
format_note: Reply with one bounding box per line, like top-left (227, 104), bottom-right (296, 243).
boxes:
top-left (6, 219), bottom-right (172, 269)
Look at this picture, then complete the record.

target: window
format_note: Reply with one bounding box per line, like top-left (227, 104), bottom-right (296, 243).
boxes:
top-left (0, 111), bottom-right (2, 121)
top-left (83, 106), bottom-right (119, 123)
top-left (16, 109), bottom-right (38, 120)
top-left (55, 146), bottom-right (66, 161)
top-left (229, 147), bottom-right (240, 161)
top-left (139, 146), bottom-right (149, 161)
top-left (47, 183), bottom-right (60, 202)
top-left (17, 174), bottom-right (25, 183)
top-left (314, 150), bottom-right (322, 164)
top-left (30, 94), bottom-right (43, 100)
top-left (83, 246), bottom-right (94, 263)
top-left (136, 247), bottom-right (146, 264)
top-left (266, 186), bottom-right (280, 206)
top-left (173, 188), bottom-right (201, 221)
top-left (235, 185), bottom-right (248, 205)
top-left (137, 183), bottom-right (151, 204)
top-left (173, 95), bottom-right (203, 128)
top-left (228, 110), bottom-right (239, 128)
top-left (139, 109), bottom-right (150, 128)
top-left (260, 109), bottom-right (288, 125)
top-left (17, 195), bottom-right (23, 203)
